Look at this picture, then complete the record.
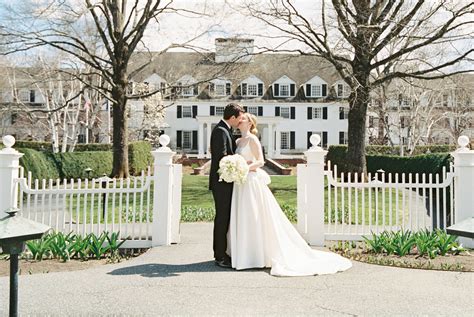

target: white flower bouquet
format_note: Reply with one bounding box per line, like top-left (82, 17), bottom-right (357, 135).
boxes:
top-left (218, 154), bottom-right (249, 184)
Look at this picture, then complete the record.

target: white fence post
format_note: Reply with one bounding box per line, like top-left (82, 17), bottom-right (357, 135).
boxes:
top-left (151, 135), bottom-right (175, 246)
top-left (0, 136), bottom-right (24, 218)
top-left (302, 134), bottom-right (327, 246)
top-left (451, 136), bottom-right (474, 248)
top-left (171, 164), bottom-right (182, 244)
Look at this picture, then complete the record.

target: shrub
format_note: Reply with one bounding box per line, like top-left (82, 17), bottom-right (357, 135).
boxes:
top-left (128, 141), bottom-right (153, 175)
top-left (52, 151), bottom-right (113, 179)
top-left (327, 145), bottom-right (451, 177)
top-left (74, 143), bottom-right (113, 151)
top-left (15, 141), bottom-right (52, 151)
top-left (18, 148), bottom-right (60, 180)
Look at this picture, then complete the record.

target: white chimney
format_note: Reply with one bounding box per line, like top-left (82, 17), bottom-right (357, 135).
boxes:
top-left (215, 38), bottom-right (254, 63)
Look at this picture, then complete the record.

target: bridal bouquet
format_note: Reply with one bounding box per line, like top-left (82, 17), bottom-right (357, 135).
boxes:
top-left (218, 154), bottom-right (249, 184)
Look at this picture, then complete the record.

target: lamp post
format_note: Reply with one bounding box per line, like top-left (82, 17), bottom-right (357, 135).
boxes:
top-left (0, 208), bottom-right (50, 317)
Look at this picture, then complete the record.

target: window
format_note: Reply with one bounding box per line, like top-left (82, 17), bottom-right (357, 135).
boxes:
top-left (19, 90), bottom-right (30, 102)
top-left (398, 94), bottom-right (411, 108)
top-left (281, 132), bottom-right (290, 150)
top-left (369, 116), bottom-right (377, 128)
top-left (400, 116), bottom-right (410, 128)
top-left (182, 106), bottom-right (192, 118)
top-left (339, 132), bottom-right (348, 145)
top-left (247, 106), bottom-right (258, 116)
top-left (313, 107), bottom-right (322, 119)
top-left (280, 107), bottom-right (290, 119)
top-left (247, 84), bottom-right (257, 96)
top-left (182, 131), bottom-right (192, 149)
top-left (311, 85), bottom-right (321, 97)
top-left (280, 84), bottom-right (289, 97)
top-left (11, 113), bottom-right (17, 125)
top-left (442, 94), bottom-right (449, 107)
top-left (182, 86), bottom-right (194, 96)
top-left (215, 84), bottom-right (226, 96)
top-left (215, 106), bottom-right (224, 116)
top-left (339, 107), bottom-right (349, 120)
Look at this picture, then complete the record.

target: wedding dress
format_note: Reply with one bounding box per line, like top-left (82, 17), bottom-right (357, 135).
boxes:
top-left (227, 141), bottom-right (352, 276)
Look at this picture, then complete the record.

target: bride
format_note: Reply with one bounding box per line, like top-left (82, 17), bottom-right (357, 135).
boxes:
top-left (227, 113), bottom-right (352, 276)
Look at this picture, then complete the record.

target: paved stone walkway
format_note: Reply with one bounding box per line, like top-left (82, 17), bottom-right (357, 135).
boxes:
top-left (1, 223), bottom-right (473, 316)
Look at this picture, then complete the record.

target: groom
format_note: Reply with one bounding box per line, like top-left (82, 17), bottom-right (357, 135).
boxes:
top-left (209, 103), bottom-right (244, 268)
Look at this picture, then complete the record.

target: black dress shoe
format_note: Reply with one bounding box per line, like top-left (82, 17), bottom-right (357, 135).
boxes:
top-left (215, 258), bottom-right (232, 268)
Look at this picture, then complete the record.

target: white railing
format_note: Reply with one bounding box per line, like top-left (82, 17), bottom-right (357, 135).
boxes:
top-left (0, 134), bottom-right (182, 249)
top-left (323, 162), bottom-right (455, 240)
top-left (297, 134), bottom-right (474, 247)
top-left (17, 168), bottom-right (154, 246)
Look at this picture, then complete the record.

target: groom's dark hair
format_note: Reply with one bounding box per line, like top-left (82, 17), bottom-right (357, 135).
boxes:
top-left (223, 103), bottom-right (244, 119)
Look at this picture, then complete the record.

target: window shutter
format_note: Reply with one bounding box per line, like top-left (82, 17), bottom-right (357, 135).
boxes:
top-left (192, 105), bottom-right (198, 118)
top-left (290, 131), bottom-right (295, 150)
top-left (339, 132), bottom-right (344, 144)
top-left (209, 83), bottom-right (214, 94)
top-left (307, 131), bottom-right (312, 149)
top-left (258, 106), bottom-right (263, 116)
top-left (339, 107), bottom-right (344, 120)
top-left (306, 84), bottom-right (311, 97)
top-left (177, 105), bottom-right (182, 118)
top-left (177, 131), bottom-right (182, 148)
top-left (226, 83), bottom-right (231, 95)
top-left (193, 84), bottom-right (198, 96)
top-left (275, 106), bottom-right (280, 116)
top-left (242, 83), bottom-right (247, 96)
top-left (323, 107), bottom-right (328, 120)
top-left (30, 90), bottom-right (35, 103)
top-left (322, 84), bottom-right (327, 97)
top-left (258, 83), bottom-right (264, 96)
top-left (243, 106), bottom-right (248, 112)
top-left (307, 107), bottom-right (313, 120)
top-left (323, 131), bottom-right (328, 148)
top-left (290, 84), bottom-right (295, 96)
top-left (290, 107), bottom-right (295, 119)
top-left (192, 131), bottom-right (198, 150)
top-left (274, 83), bottom-right (280, 97)
top-left (210, 106), bottom-right (215, 116)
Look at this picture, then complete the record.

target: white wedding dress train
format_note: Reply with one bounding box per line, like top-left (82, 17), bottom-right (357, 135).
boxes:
top-left (227, 143), bottom-right (352, 276)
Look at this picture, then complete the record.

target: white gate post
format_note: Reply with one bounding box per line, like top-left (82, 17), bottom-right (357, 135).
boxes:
top-left (302, 134), bottom-right (327, 246)
top-left (0, 136), bottom-right (24, 218)
top-left (151, 135), bottom-right (175, 246)
top-left (451, 136), bottom-right (474, 248)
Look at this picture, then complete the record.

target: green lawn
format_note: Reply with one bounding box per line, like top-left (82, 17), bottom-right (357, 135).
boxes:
top-left (65, 175), bottom-right (407, 224)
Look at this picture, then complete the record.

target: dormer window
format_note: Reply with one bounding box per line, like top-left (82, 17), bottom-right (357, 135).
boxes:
top-left (304, 76), bottom-right (328, 98)
top-left (335, 80), bottom-right (350, 98)
top-left (240, 75), bottom-right (264, 97)
top-left (177, 75), bottom-right (198, 97)
top-left (209, 79), bottom-right (231, 97)
top-left (142, 74), bottom-right (167, 95)
top-left (273, 76), bottom-right (296, 98)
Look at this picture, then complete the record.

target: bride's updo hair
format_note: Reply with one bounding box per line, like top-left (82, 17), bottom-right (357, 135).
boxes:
top-left (246, 113), bottom-right (258, 136)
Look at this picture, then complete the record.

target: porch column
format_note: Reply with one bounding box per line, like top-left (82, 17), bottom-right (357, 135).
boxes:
top-left (206, 123), bottom-right (212, 158)
top-left (267, 123), bottom-right (274, 158)
top-left (275, 128), bottom-right (281, 157)
top-left (198, 122), bottom-right (204, 158)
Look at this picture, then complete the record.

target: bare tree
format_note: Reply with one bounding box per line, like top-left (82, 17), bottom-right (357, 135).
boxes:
top-left (243, 0), bottom-right (474, 173)
top-left (0, 0), bottom-right (214, 177)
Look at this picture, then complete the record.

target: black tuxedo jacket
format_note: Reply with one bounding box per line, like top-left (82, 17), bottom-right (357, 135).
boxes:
top-left (209, 120), bottom-right (236, 190)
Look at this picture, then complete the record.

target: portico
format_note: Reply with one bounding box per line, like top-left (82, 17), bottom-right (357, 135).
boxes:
top-left (195, 116), bottom-right (283, 159)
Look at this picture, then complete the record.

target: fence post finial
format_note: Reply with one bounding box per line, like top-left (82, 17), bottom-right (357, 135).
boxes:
top-left (0, 135), bottom-right (24, 218)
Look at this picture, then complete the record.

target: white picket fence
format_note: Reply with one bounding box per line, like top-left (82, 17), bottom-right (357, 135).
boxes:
top-left (297, 134), bottom-right (474, 246)
top-left (0, 135), bottom-right (182, 248)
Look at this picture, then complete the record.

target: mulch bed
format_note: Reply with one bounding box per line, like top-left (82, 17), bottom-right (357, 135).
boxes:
top-left (327, 241), bottom-right (474, 272)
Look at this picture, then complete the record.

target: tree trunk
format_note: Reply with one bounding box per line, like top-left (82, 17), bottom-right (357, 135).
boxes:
top-left (111, 73), bottom-right (129, 178)
top-left (347, 66), bottom-right (370, 175)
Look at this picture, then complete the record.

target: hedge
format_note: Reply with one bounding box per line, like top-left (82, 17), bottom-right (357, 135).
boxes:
top-left (327, 145), bottom-right (452, 178)
top-left (18, 148), bottom-right (60, 180)
top-left (128, 141), bottom-right (153, 175)
top-left (52, 151), bottom-right (113, 179)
